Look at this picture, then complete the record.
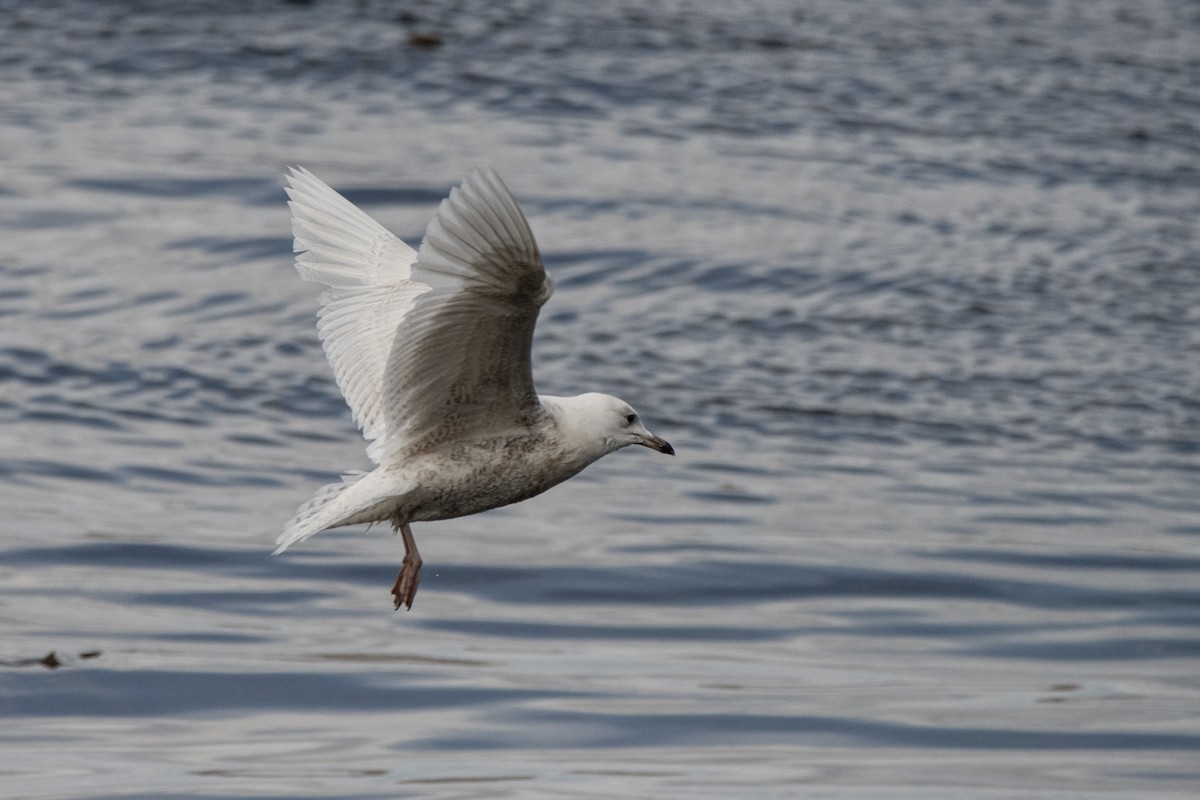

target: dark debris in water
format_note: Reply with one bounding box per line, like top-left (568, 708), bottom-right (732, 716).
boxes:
top-left (0, 650), bottom-right (101, 670)
top-left (408, 32), bottom-right (443, 49)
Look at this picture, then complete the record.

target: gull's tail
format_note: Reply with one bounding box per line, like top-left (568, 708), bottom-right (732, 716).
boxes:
top-left (275, 469), bottom-right (409, 554)
top-left (275, 474), bottom-right (358, 554)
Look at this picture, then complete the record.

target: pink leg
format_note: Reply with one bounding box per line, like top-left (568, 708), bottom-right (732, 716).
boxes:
top-left (390, 518), bottom-right (422, 610)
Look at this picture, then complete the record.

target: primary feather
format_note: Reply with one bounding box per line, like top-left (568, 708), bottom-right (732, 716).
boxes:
top-left (285, 166), bottom-right (428, 460)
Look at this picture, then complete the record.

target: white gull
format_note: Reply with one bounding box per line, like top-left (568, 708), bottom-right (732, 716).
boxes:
top-left (276, 167), bottom-right (674, 609)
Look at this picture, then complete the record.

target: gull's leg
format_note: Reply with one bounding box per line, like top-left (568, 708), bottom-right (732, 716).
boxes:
top-left (390, 517), bottom-right (422, 610)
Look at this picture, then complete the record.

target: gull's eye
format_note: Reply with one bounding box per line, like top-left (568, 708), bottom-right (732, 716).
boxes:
top-left (625, 413), bottom-right (637, 425)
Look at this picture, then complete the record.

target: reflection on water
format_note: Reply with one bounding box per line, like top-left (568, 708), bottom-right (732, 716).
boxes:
top-left (2, 1), bottom-right (1199, 798)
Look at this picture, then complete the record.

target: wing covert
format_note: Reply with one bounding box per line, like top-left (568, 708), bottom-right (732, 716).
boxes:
top-left (374, 169), bottom-right (554, 458)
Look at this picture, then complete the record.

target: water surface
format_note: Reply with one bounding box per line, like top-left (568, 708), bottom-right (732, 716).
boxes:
top-left (1, 1), bottom-right (1199, 797)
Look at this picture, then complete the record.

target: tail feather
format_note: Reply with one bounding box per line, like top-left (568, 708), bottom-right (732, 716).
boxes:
top-left (275, 471), bottom-right (366, 554)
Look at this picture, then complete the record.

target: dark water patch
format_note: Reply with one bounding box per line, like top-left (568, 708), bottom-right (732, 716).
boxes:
top-left (319, 185), bottom-right (454, 208)
top-left (6, 209), bottom-right (118, 229)
top-left (132, 290), bottom-right (179, 305)
top-left (191, 299), bottom-right (290, 324)
top-left (265, 549), bottom-right (411, 588)
top-left (0, 347), bottom-right (47, 383)
top-left (1139, 609), bottom-right (1200, 630)
top-left (419, 707), bottom-right (1200, 752)
top-left (690, 263), bottom-right (786, 292)
top-left (23, 409), bottom-right (123, 430)
top-left (224, 432), bottom-right (286, 448)
top-left (0, 356), bottom-right (322, 426)
top-left (832, 617), bottom-right (1050, 642)
top-left (135, 364), bottom-right (259, 400)
top-left (116, 464), bottom-right (221, 487)
top-left (108, 405), bottom-right (210, 426)
top-left (684, 488), bottom-right (777, 505)
top-left (259, 373), bottom-right (350, 418)
top-left (2, 541), bottom-right (396, 594)
top-left (548, 249), bottom-right (653, 288)
top-left (967, 637), bottom-right (1200, 662)
top-left (1118, 769), bottom-right (1200, 784)
top-left (41, 300), bottom-right (130, 321)
top-left (928, 548), bottom-right (1200, 573)
top-left (1, 542), bottom-right (255, 570)
top-left (0, 458), bottom-right (122, 485)
top-left (122, 589), bottom-right (335, 614)
top-left (0, 668), bottom-right (575, 717)
top-left (435, 558), bottom-right (1200, 611)
top-left (1, 352), bottom-right (137, 388)
top-left (969, 512), bottom-right (1116, 528)
top-left (311, 654), bottom-right (491, 670)
top-left (0, 288), bottom-right (31, 313)
top-left (273, 424), bottom-right (354, 443)
top-left (146, 632), bottom-right (273, 644)
top-left (164, 290), bottom-right (250, 315)
top-left (103, 435), bottom-right (183, 451)
top-left (889, 485), bottom-right (1013, 509)
top-left (187, 459), bottom-right (289, 487)
top-left (422, 619), bottom-right (790, 643)
top-left (63, 285), bottom-right (111, 302)
top-left (142, 334), bottom-right (181, 350)
top-left (85, 795), bottom-right (374, 800)
top-left (67, 176), bottom-right (277, 203)
top-left (538, 193), bottom-right (800, 222)
top-left (689, 460), bottom-right (778, 478)
top-left (548, 248), bottom-right (650, 269)
top-left (166, 235), bottom-right (288, 261)
top-left (607, 512), bottom-right (757, 527)
top-left (615, 541), bottom-right (760, 556)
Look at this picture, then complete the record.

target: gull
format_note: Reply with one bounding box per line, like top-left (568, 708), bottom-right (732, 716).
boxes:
top-left (276, 167), bottom-right (674, 609)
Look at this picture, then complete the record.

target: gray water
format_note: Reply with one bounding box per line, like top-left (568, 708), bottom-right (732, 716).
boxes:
top-left (2, 1), bottom-right (1199, 797)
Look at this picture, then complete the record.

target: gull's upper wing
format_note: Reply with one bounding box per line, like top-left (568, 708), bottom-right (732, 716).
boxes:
top-left (375, 168), bottom-right (554, 459)
top-left (285, 167), bottom-right (430, 462)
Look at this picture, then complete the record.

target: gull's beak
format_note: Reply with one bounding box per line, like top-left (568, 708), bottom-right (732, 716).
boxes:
top-left (639, 434), bottom-right (675, 456)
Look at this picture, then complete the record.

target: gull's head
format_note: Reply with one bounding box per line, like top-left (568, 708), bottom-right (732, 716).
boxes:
top-left (547, 393), bottom-right (674, 459)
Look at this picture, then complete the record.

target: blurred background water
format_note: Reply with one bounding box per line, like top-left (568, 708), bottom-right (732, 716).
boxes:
top-left (1, 0), bottom-right (1199, 797)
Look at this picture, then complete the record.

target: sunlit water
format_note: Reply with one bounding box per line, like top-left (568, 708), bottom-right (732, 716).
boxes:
top-left (2, 1), bottom-right (1199, 798)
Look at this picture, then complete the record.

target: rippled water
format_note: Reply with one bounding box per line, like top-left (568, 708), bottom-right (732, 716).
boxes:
top-left (2, 1), bottom-right (1199, 797)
